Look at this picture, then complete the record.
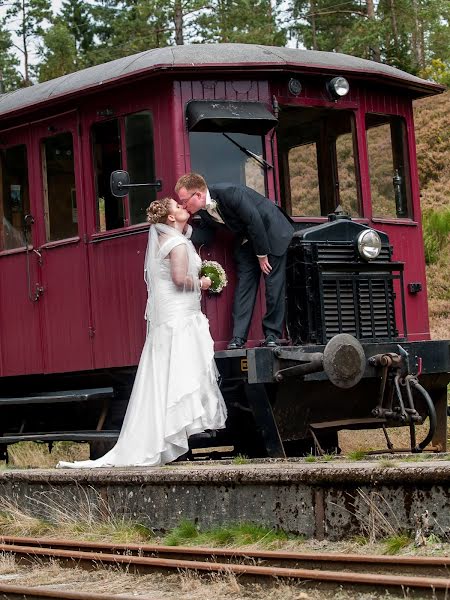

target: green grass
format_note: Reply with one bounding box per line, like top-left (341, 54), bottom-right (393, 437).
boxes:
top-left (347, 450), bottom-right (366, 461)
top-left (422, 208), bottom-right (450, 265)
top-left (232, 454), bottom-right (250, 465)
top-left (304, 454), bottom-right (317, 462)
top-left (162, 520), bottom-right (292, 548)
top-left (383, 534), bottom-right (412, 554)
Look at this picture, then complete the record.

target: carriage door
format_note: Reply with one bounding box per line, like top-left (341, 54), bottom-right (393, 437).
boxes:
top-left (30, 113), bottom-right (93, 374)
top-left (0, 127), bottom-right (44, 377)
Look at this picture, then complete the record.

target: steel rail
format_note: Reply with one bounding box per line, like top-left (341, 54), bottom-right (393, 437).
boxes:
top-left (0, 582), bottom-right (154, 600)
top-left (1, 542), bottom-right (450, 595)
top-left (1, 535), bottom-right (450, 574)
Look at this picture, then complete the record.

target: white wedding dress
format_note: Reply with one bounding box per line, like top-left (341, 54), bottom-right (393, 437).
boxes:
top-left (57, 225), bottom-right (227, 468)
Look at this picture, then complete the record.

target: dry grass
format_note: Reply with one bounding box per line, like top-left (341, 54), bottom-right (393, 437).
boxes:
top-left (0, 490), bottom-right (153, 543)
top-left (4, 441), bottom-right (90, 469)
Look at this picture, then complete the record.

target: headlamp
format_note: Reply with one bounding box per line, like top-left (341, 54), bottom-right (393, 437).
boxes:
top-left (327, 76), bottom-right (350, 99)
top-left (357, 229), bottom-right (381, 260)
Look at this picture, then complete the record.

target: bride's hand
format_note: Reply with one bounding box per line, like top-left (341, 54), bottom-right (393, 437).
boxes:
top-left (200, 276), bottom-right (212, 290)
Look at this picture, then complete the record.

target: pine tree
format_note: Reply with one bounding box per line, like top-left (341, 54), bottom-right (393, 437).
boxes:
top-left (0, 21), bottom-right (22, 91)
top-left (5, 0), bottom-right (52, 84)
top-left (37, 20), bottom-right (78, 82)
top-left (60, 0), bottom-right (94, 57)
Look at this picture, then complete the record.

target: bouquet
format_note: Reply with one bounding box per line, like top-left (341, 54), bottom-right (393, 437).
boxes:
top-left (200, 260), bottom-right (228, 294)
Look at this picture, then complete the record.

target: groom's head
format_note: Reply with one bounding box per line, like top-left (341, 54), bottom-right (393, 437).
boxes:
top-left (175, 173), bottom-right (207, 214)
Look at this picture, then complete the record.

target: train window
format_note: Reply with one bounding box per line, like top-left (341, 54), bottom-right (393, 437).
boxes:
top-left (277, 107), bottom-right (361, 217)
top-left (288, 143), bottom-right (321, 216)
top-left (0, 145), bottom-right (30, 251)
top-left (42, 133), bottom-right (77, 242)
top-left (125, 112), bottom-right (156, 225)
top-left (366, 114), bottom-right (411, 219)
top-left (92, 119), bottom-right (123, 231)
top-left (189, 132), bottom-right (266, 195)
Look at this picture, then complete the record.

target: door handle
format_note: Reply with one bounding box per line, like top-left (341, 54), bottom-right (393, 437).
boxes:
top-left (33, 284), bottom-right (44, 302)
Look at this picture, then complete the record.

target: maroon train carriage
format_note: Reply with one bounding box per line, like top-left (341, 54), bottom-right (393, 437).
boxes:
top-left (0, 44), bottom-right (448, 460)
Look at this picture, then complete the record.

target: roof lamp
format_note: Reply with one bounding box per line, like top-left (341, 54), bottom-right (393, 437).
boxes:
top-left (357, 229), bottom-right (381, 260)
top-left (327, 76), bottom-right (350, 100)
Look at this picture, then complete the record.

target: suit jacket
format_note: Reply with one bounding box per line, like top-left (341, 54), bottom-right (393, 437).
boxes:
top-left (191, 183), bottom-right (294, 256)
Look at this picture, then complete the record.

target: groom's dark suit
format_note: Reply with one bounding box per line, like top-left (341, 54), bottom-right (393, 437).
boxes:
top-left (191, 183), bottom-right (294, 341)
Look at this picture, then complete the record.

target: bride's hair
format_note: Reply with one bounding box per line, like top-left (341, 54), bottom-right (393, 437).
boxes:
top-left (146, 198), bottom-right (173, 224)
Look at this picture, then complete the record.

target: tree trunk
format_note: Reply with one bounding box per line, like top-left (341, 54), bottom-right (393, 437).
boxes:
top-left (367, 0), bottom-right (381, 62)
top-left (174, 0), bottom-right (184, 45)
top-left (22, 0), bottom-right (30, 85)
top-left (310, 0), bottom-right (317, 50)
top-left (389, 0), bottom-right (399, 46)
top-left (411, 0), bottom-right (425, 69)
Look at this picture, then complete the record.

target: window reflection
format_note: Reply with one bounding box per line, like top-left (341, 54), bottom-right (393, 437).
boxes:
top-left (0, 145), bottom-right (29, 251)
top-left (189, 132), bottom-right (266, 195)
top-left (126, 112), bottom-right (156, 225)
top-left (92, 119), bottom-right (123, 232)
top-left (43, 133), bottom-right (77, 241)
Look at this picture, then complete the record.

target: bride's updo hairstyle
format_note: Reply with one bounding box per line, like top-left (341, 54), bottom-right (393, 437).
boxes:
top-left (146, 198), bottom-right (173, 225)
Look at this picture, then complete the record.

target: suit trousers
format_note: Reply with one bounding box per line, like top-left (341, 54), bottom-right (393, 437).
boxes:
top-left (232, 242), bottom-right (287, 341)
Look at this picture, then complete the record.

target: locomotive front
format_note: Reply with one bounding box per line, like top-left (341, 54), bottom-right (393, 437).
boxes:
top-left (236, 207), bottom-right (448, 456)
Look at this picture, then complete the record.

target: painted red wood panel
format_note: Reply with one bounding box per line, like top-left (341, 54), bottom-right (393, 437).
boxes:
top-left (80, 84), bottom-right (171, 368)
top-left (30, 113), bottom-right (94, 373)
top-left (0, 126), bottom-right (44, 377)
top-left (0, 252), bottom-right (43, 376)
top-left (88, 231), bottom-right (148, 369)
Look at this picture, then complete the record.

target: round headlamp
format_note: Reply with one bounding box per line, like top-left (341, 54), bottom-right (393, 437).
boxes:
top-left (327, 76), bottom-right (350, 99)
top-left (357, 229), bottom-right (381, 260)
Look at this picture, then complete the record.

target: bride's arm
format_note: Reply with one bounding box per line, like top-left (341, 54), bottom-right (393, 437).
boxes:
top-left (169, 245), bottom-right (195, 290)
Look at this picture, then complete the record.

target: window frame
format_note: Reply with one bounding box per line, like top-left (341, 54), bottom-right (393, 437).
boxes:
top-left (276, 106), bottom-right (362, 220)
top-left (0, 142), bottom-right (31, 254)
top-left (90, 109), bottom-right (156, 235)
top-left (365, 113), bottom-right (413, 222)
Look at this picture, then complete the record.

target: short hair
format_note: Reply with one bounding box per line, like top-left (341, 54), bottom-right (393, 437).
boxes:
top-left (175, 173), bottom-right (207, 193)
top-left (146, 197), bottom-right (173, 224)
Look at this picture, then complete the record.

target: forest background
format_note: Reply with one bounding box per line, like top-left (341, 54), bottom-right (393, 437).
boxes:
top-left (0, 0), bottom-right (448, 338)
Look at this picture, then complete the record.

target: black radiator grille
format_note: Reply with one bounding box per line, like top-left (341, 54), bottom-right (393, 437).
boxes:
top-left (322, 276), bottom-right (397, 341)
top-left (316, 243), bottom-right (391, 262)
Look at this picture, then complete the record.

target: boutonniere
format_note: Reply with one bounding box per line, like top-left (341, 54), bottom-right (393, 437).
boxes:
top-left (208, 199), bottom-right (218, 211)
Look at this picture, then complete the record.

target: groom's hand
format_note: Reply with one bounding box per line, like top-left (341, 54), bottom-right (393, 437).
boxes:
top-left (258, 255), bottom-right (272, 275)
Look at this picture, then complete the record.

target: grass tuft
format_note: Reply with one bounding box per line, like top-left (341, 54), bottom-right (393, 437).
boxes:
top-left (232, 454), bottom-right (250, 465)
top-left (383, 534), bottom-right (412, 555)
top-left (347, 450), bottom-right (366, 461)
top-left (163, 521), bottom-right (291, 548)
top-left (304, 454), bottom-right (317, 462)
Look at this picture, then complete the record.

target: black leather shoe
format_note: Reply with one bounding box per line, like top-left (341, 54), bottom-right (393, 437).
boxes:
top-left (227, 336), bottom-right (245, 350)
top-left (262, 334), bottom-right (278, 348)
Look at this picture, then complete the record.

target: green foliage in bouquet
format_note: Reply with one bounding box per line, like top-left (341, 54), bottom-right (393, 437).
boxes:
top-left (200, 260), bottom-right (228, 293)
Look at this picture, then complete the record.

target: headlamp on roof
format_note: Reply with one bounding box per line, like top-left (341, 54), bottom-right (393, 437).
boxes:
top-left (327, 76), bottom-right (350, 100)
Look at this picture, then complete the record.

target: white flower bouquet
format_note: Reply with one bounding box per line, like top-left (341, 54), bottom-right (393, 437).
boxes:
top-left (200, 260), bottom-right (228, 294)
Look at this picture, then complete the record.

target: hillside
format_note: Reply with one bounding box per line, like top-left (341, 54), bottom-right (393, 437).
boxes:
top-left (414, 91), bottom-right (450, 339)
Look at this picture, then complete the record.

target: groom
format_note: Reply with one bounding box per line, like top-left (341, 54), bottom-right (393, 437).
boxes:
top-left (175, 173), bottom-right (294, 349)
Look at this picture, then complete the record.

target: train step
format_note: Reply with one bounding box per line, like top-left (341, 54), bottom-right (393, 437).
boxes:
top-left (0, 387), bottom-right (114, 406)
top-left (0, 431), bottom-right (120, 444)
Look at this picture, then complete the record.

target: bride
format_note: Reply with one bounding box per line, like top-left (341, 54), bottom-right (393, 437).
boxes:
top-left (57, 198), bottom-right (227, 468)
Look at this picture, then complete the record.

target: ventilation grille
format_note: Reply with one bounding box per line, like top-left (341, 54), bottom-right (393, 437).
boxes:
top-left (322, 276), bottom-right (397, 341)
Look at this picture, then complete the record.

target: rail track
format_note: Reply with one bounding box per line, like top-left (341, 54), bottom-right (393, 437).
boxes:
top-left (0, 535), bottom-right (449, 598)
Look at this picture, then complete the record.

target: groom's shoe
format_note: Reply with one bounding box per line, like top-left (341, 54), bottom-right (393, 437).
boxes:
top-left (262, 334), bottom-right (279, 348)
top-left (227, 336), bottom-right (245, 350)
